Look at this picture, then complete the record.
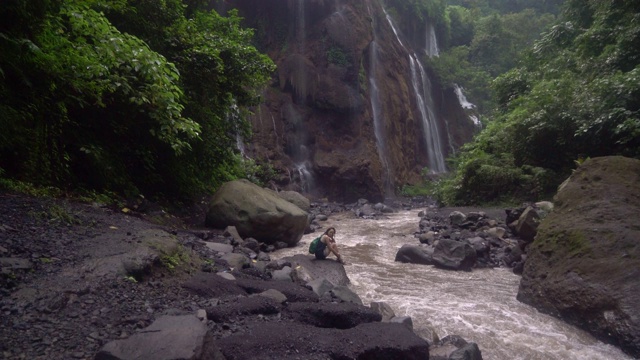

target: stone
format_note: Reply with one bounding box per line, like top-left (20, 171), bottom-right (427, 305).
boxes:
top-left (485, 227), bottom-right (505, 239)
top-left (277, 190), bottom-right (311, 212)
top-left (205, 180), bottom-right (308, 246)
top-left (204, 242), bottom-right (233, 254)
top-left (306, 278), bottom-right (334, 297)
top-left (223, 226), bottom-right (244, 245)
top-left (271, 266), bottom-right (293, 282)
top-left (0, 258), bottom-right (33, 271)
top-left (220, 253), bottom-right (249, 270)
top-left (253, 289), bottom-right (287, 304)
top-left (514, 206), bottom-right (540, 242)
top-left (370, 301), bottom-right (396, 322)
top-left (330, 285), bottom-right (363, 305)
top-left (394, 244), bottom-right (434, 265)
top-left (216, 272), bottom-right (236, 281)
top-left (95, 315), bottom-right (222, 360)
top-left (418, 231), bottom-right (436, 244)
top-left (449, 211), bottom-right (467, 226)
top-left (390, 316), bottom-right (414, 331)
top-left (433, 239), bottom-right (477, 271)
top-left (518, 156), bottom-right (640, 358)
top-left (281, 254), bottom-right (350, 287)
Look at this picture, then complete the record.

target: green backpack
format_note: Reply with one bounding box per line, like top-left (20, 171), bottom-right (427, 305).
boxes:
top-left (308, 236), bottom-right (321, 254)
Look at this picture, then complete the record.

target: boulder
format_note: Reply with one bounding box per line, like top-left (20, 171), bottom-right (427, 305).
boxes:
top-left (449, 211), bottom-right (467, 226)
top-left (284, 302), bottom-right (380, 329)
top-left (95, 315), bottom-right (222, 360)
top-left (220, 253), bottom-right (249, 270)
top-left (216, 321), bottom-right (429, 359)
top-left (282, 254), bottom-right (349, 286)
top-left (450, 342), bottom-right (483, 360)
top-left (513, 206), bottom-right (540, 242)
top-left (432, 239), bottom-right (477, 271)
top-left (306, 278), bottom-right (334, 297)
top-left (234, 276), bottom-right (319, 303)
top-left (395, 244), bottom-right (434, 265)
top-left (517, 156), bottom-right (640, 358)
top-left (330, 285), bottom-right (363, 305)
top-left (278, 190), bottom-right (311, 212)
top-left (206, 296), bottom-right (281, 323)
top-left (390, 316), bottom-right (414, 331)
top-left (370, 301), bottom-right (396, 322)
top-left (205, 180), bottom-right (308, 246)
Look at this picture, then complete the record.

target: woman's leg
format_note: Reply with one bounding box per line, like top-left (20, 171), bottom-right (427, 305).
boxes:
top-left (327, 243), bottom-right (345, 264)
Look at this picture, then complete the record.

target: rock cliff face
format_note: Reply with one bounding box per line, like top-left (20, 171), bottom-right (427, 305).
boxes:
top-left (517, 156), bottom-right (640, 358)
top-left (215, 0), bottom-right (477, 202)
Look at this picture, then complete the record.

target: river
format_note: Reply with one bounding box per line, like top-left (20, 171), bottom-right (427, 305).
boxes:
top-left (274, 209), bottom-right (631, 360)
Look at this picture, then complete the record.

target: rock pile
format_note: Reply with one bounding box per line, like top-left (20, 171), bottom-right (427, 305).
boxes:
top-left (397, 203), bottom-right (551, 272)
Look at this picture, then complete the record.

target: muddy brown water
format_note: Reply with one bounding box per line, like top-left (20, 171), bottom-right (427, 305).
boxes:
top-left (274, 210), bottom-right (631, 360)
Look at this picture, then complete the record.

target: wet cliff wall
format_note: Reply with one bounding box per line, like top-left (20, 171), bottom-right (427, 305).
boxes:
top-left (214, 0), bottom-right (477, 202)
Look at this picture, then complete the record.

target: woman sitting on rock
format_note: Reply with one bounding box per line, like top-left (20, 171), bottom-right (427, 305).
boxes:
top-left (315, 227), bottom-right (346, 264)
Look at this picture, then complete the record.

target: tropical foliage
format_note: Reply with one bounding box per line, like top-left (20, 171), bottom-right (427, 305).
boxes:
top-left (0, 0), bottom-right (275, 200)
top-left (429, 3), bottom-right (557, 114)
top-left (435, 0), bottom-right (640, 205)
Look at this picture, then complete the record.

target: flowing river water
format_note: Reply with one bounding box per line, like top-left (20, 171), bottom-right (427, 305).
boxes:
top-left (273, 210), bottom-right (631, 360)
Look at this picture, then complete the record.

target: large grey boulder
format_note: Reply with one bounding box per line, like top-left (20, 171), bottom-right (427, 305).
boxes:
top-left (282, 254), bottom-right (349, 286)
top-left (278, 190), bottom-right (311, 212)
top-left (518, 156), bottom-right (640, 358)
top-left (216, 321), bottom-right (429, 359)
top-left (284, 302), bottom-right (380, 329)
top-left (395, 244), bottom-right (434, 265)
top-left (95, 315), bottom-right (223, 360)
top-left (205, 179), bottom-right (308, 246)
top-left (432, 239), bottom-right (477, 271)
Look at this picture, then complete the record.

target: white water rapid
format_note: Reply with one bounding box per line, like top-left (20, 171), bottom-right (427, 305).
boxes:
top-left (273, 210), bottom-right (632, 360)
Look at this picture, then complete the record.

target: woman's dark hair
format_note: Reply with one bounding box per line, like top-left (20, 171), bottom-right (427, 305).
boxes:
top-left (323, 227), bottom-right (336, 237)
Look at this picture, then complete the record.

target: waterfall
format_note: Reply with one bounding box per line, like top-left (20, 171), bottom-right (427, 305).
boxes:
top-left (271, 114), bottom-right (279, 141)
top-left (295, 160), bottom-right (315, 193)
top-left (425, 23), bottom-right (439, 57)
top-left (289, 0), bottom-right (315, 193)
top-left (368, 41), bottom-right (393, 195)
top-left (368, 2), bottom-right (393, 197)
top-left (383, 7), bottom-right (447, 173)
top-left (454, 84), bottom-right (482, 128)
top-left (410, 57), bottom-right (447, 173)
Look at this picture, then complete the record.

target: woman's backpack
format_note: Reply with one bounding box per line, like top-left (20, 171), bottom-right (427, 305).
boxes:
top-left (308, 236), bottom-right (321, 254)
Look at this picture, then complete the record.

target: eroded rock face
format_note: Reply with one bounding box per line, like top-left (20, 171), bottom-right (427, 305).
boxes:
top-left (517, 156), bottom-right (640, 358)
top-left (215, 0), bottom-right (477, 202)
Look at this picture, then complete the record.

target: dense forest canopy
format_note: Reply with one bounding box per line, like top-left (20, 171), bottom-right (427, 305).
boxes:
top-left (431, 0), bottom-right (640, 205)
top-left (0, 0), bottom-right (274, 201)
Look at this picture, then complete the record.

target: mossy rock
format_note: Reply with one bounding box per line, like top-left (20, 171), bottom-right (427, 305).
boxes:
top-left (518, 156), bottom-right (640, 357)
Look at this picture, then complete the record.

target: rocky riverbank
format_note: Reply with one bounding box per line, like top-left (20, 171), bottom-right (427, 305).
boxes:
top-left (2, 191), bottom-right (487, 359)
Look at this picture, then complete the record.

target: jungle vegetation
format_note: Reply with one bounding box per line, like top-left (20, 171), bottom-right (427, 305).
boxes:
top-left (412, 0), bottom-right (640, 205)
top-left (0, 0), bottom-right (275, 202)
top-left (2, 0), bottom-right (639, 207)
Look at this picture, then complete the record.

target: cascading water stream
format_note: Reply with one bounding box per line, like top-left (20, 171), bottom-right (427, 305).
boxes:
top-left (367, 2), bottom-right (393, 197)
top-left (289, 0), bottom-right (315, 192)
top-left (454, 84), bottom-right (482, 128)
top-left (410, 58), bottom-right (447, 173)
top-left (425, 23), bottom-right (440, 57)
top-left (382, 8), bottom-right (447, 173)
top-left (273, 211), bottom-right (633, 360)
